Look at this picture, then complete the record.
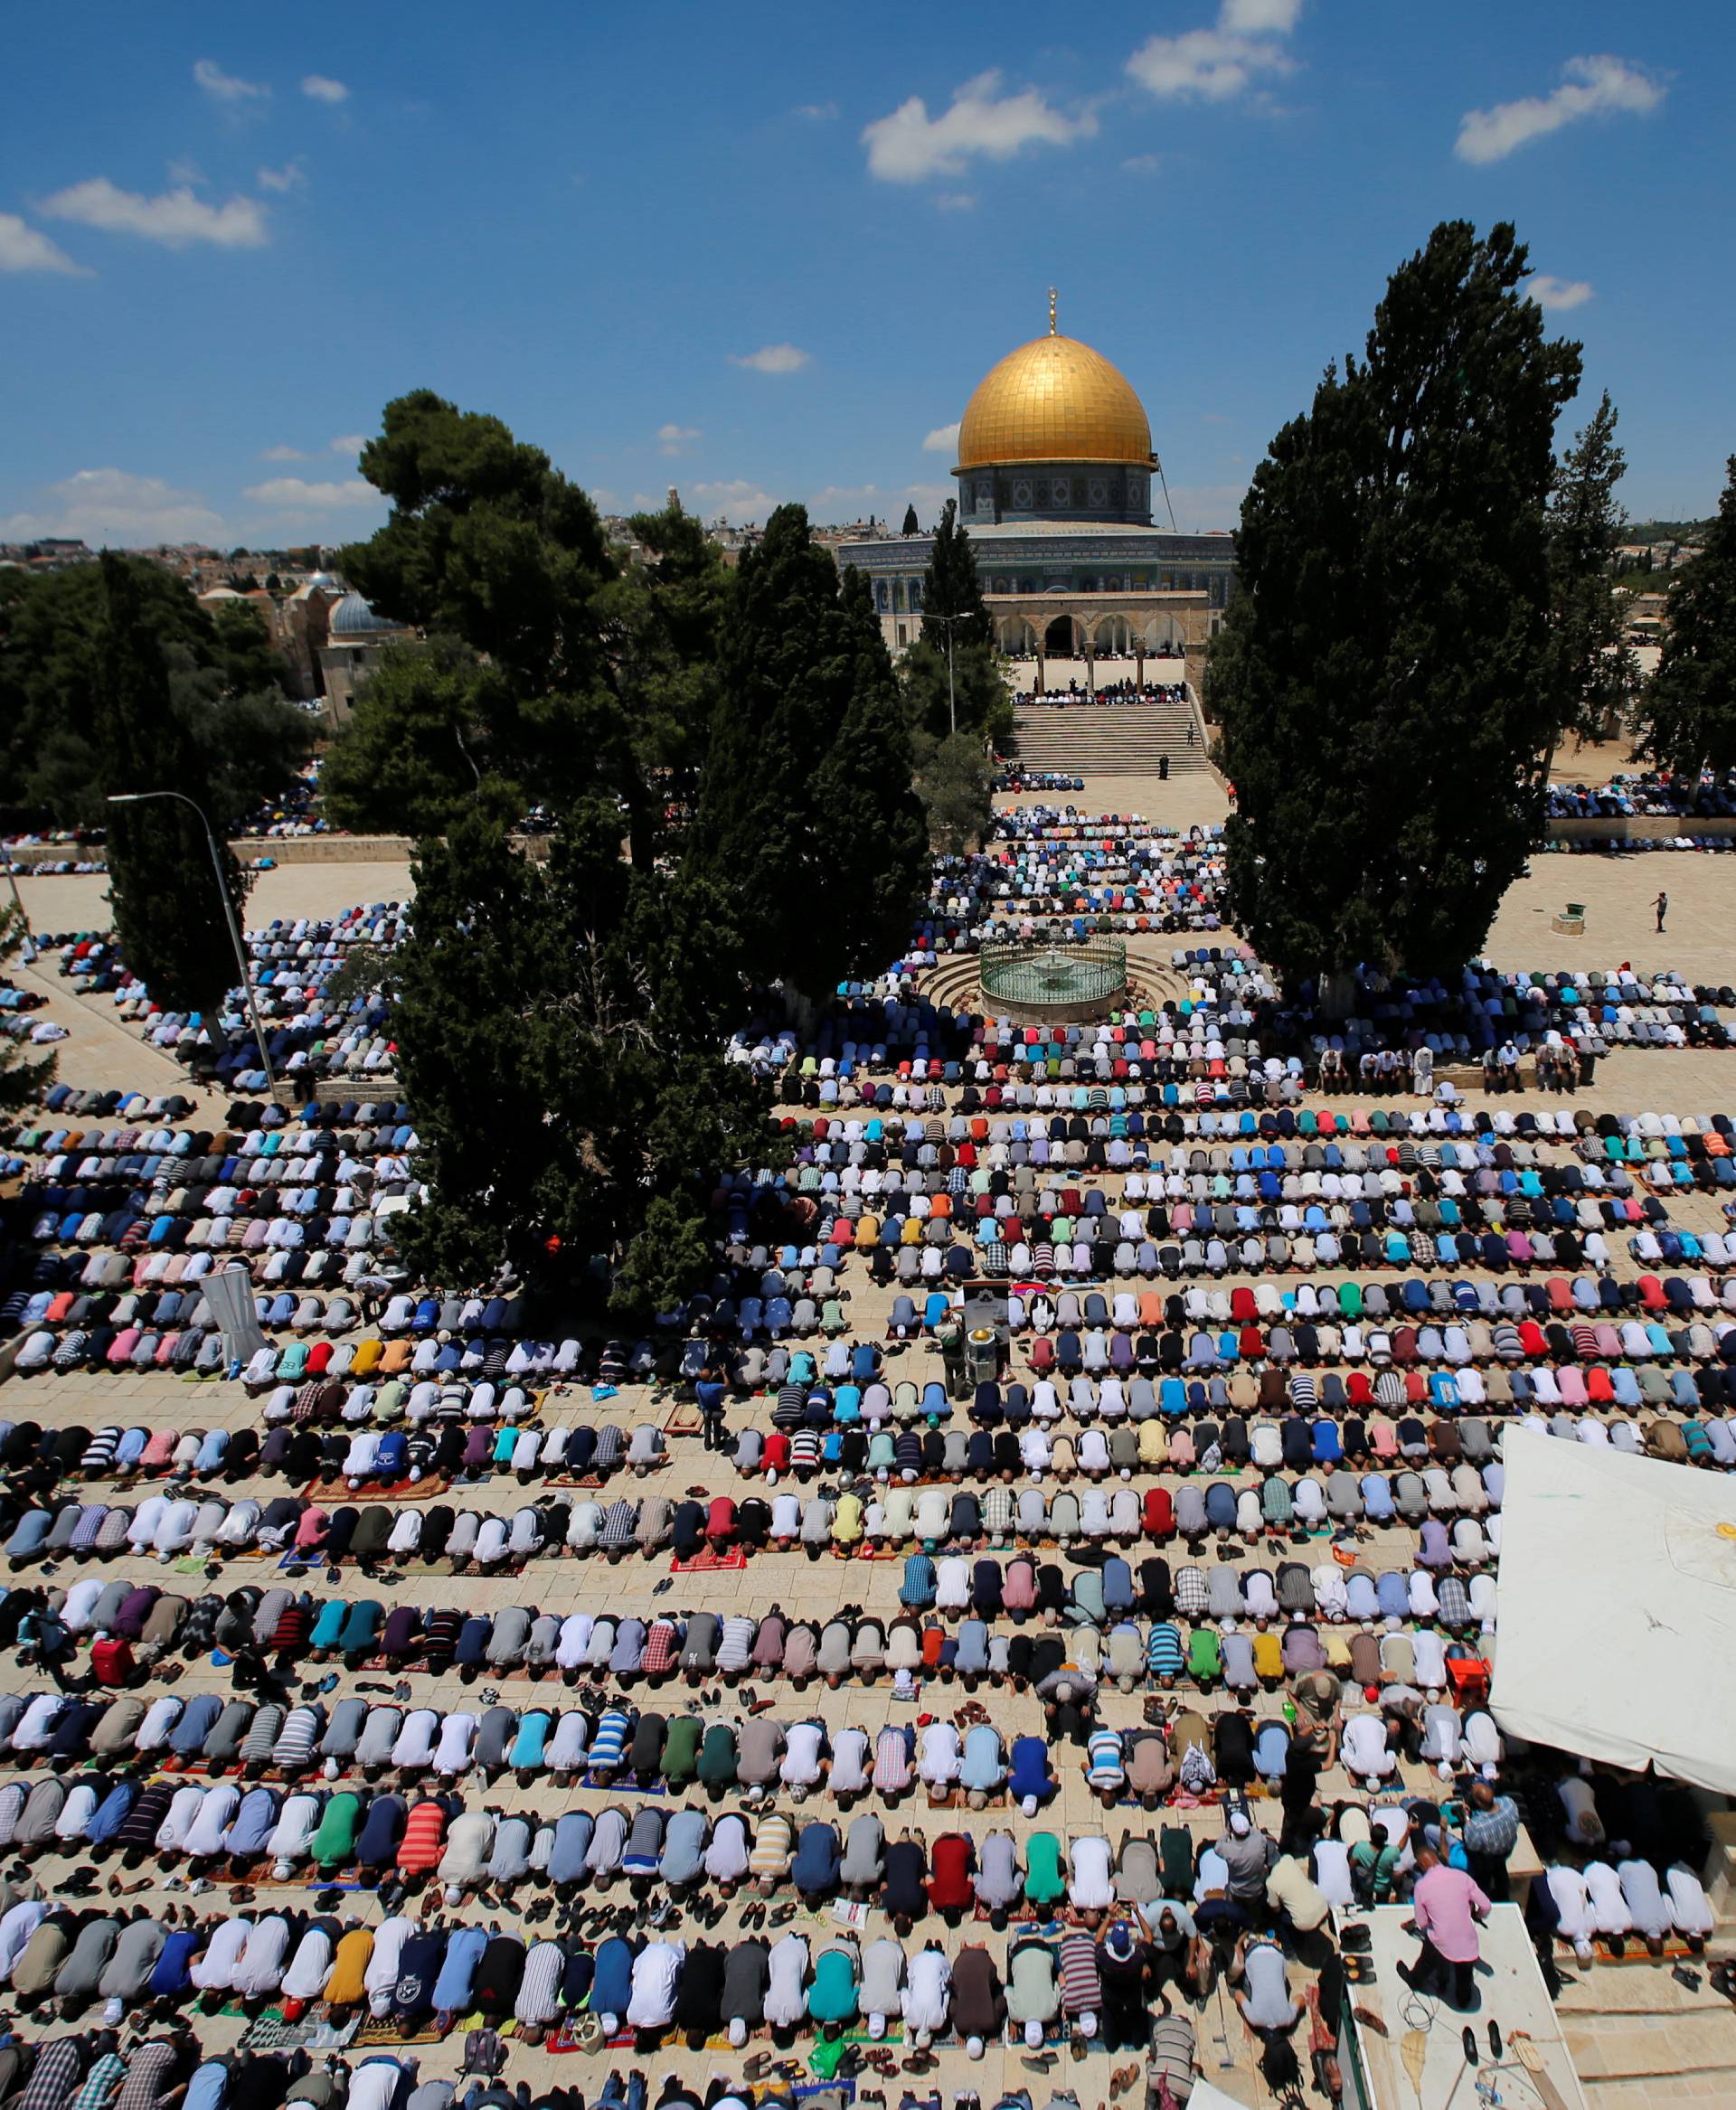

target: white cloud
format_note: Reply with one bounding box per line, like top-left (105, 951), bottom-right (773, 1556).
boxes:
top-left (1221, 0), bottom-right (1302, 30)
top-left (329, 433), bottom-right (369, 455)
top-left (693, 478), bottom-right (783, 522)
top-left (794, 100), bottom-right (839, 121)
top-left (257, 159), bottom-right (306, 193)
top-left (657, 423), bottom-right (701, 457)
top-left (194, 58), bottom-right (269, 103)
top-left (259, 444), bottom-right (308, 462)
top-left (1456, 55), bottom-right (1664, 165)
top-left (922, 422), bottom-right (961, 455)
top-left (1527, 274), bottom-right (1595, 311)
top-left (301, 74), bottom-right (350, 104)
top-left (0, 212), bottom-right (88, 276)
top-left (1126, 0), bottom-right (1301, 101)
top-left (1, 467), bottom-right (224, 546)
top-left (41, 178), bottom-right (269, 249)
top-left (731, 343), bottom-right (810, 374)
top-left (863, 69), bottom-right (1096, 183)
top-left (934, 192), bottom-right (976, 212)
top-left (1123, 153), bottom-right (1163, 174)
top-left (243, 476), bottom-right (379, 507)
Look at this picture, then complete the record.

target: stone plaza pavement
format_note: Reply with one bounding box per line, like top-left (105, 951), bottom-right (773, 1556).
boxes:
top-left (9, 777), bottom-right (1736, 2108)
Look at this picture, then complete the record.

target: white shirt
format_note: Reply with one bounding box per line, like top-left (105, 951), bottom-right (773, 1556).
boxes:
top-left (363, 1919), bottom-right (412, 2000)
top-left (1069, 1835), bottom-right (1115, 1910)
top-left (780, 1723), bottom-right (826, 1788)
top-left (625, 1939), bottom-right (685, 2028)
top-left (764, 1933), bottom-right (809, 2029)
top-left (919, 1724), bottom-right (961, 1785)
top-left (191, 1917), bottom-right (253, 1990)
top-left (901, 1946), bottom-right (951, 2034)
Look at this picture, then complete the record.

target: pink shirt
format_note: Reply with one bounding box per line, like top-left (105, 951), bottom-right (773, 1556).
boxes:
top-left (1412, 1865), bottom-right (1491, 1964)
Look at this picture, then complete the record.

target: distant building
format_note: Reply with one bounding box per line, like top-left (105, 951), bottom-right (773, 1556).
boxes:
top-left (317, 589), bottom-right (417, 728)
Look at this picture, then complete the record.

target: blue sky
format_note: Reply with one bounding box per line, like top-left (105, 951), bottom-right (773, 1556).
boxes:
top-left (2, 1), bottom-right (1731, 551)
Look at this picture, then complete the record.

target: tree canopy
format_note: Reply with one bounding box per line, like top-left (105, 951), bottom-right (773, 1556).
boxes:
top-left (331, 393), bottom-right (728, 859)
top-left (389, 809), bottom-right (764, 1312)
top-left (0, 559), bottom-right (307, 828)
top-left (1635, 456), bottom-right (1736, 776)
top-left (1211, 220), bottom-right (1583, 986)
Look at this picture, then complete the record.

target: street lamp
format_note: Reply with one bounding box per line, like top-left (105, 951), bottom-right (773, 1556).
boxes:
top-left (924, 611), bottom-right (968, 737)
top-left (106, 789), bottom-right (281, 1099)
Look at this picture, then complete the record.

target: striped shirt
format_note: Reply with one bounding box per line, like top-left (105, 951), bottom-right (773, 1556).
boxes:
top-left (717, 1617), bottom-right (757, 1672)
top-left (590, 1710), bottom-right (631, 1773)
top-left (1147, 1623), bottom-right (1184, 1677)
top-left (747, 1813), bottom-right (793, 1881)
top-left (1058, 1931), bottom-right (1102, 2015)
top-left (271, 1707), bottom-right (321, 1769)
top-left (1086, 1730), bottom-right (1125, 1789)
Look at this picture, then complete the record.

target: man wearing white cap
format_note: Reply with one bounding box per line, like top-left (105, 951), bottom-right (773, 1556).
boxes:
top-left (860, 1936), bottom-right (905, 2040)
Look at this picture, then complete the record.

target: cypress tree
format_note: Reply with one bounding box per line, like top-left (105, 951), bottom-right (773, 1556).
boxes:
top-left (814, 568), bottom-right (929, 976)
top-left (1636, 457), bottom-right (1736, 776)
top-left (1212, 221), bottom-right (1580, 987)
top-left (920, 498), bottom-right (992, 647)
top-left (94, 555), bottom-right (253, 1016)
top-left (1548, 391), bottom-right (1637, 741)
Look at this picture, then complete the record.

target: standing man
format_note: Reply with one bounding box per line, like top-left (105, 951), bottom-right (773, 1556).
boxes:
top-left (1399, 1845), bottom-right (1490, 2010)
top-left (1655, 890), bottom-right (1667, 932)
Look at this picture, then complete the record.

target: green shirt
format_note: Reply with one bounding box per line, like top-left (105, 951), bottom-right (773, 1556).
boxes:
top-left (1025, 1831), bottom-right (1064, 1906)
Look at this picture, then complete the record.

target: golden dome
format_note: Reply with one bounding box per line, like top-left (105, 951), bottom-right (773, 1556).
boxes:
top-left (956, 332), bottom-right (1154, 470)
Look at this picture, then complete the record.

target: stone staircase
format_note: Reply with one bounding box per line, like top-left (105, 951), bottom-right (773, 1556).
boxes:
top-left (1010, 695), bottom-right (1210, 776)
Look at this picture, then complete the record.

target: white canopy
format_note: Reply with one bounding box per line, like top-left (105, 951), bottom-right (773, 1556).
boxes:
top-left (1493, 1429), bottom-right (1736, 1793)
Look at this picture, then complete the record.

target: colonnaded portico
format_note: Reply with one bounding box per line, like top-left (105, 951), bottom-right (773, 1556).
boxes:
top-left (988, 585), bottom-right (1213, 694)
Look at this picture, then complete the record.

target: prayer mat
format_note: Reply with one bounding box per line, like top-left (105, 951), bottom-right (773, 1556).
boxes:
top-left (581, 1771), bottom-right (668, 1796)
top-left (297, 1474), bottom-right (448, 1503)
top-left (661, 1402), bottom-right (703, 1436)
top-left (671, 1547), bottom-right (748, 1572)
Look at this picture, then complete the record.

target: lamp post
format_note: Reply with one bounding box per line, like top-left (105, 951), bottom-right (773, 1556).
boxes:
top-left (924, 611), bottom-right (967, 738)
top-left (106, 790), bottom-right (281, 1099)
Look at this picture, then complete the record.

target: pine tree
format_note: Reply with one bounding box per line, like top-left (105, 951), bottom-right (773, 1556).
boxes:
top-left (1548, 391), bottom-right (1637, 741)
top-left (901, 503), bottom-right (920, 535)
top-left (1212, 221), bottom-right (1580, 986)
top-left (93, 555), bottom-right (254, 1016)
top-left (1636, 456), bottom-right (1736, 775)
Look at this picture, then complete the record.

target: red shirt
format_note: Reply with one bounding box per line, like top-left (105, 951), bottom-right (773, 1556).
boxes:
top-left (929, 1832), bottom-right (974, 1911)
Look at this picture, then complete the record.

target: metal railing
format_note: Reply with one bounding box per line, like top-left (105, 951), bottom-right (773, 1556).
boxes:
top-left (979, 937), bottom-right (1128, 1012)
